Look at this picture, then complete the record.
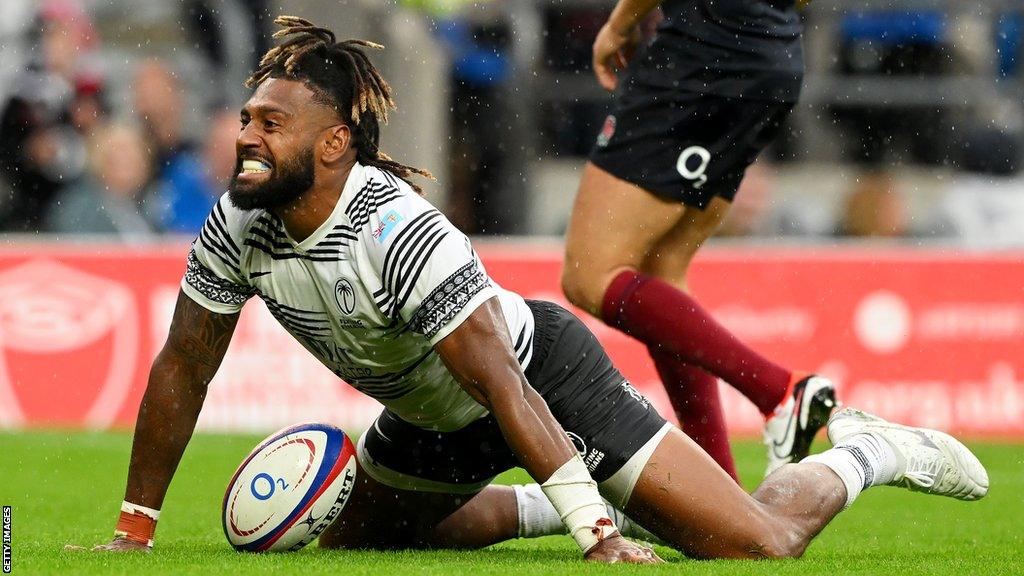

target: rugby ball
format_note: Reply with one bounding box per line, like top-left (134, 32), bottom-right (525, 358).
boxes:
top-left (222, 422), bottom-right (357, 552)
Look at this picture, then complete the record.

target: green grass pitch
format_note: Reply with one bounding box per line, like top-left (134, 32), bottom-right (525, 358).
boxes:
top-left (1, 431), bottom-right (1021, 575)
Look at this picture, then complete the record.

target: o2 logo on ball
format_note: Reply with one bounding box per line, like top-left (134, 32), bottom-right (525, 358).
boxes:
top-left (250, 473), bottom-right (289, 501)
top-left (676, 146), bottom-right (712, 189)
top-left (223, 423), bottom-right (358, 553)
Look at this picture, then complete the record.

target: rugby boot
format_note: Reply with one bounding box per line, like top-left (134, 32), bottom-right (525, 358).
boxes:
top-left (764, 374), bottom-right (837, 476)
top-left (827, 407), bottom-right (988, 500)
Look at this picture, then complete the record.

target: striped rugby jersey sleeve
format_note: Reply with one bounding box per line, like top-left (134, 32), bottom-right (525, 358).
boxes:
top-left (180, 193), bottom-right (256, 314)
top-left (361, 186), bottom-right (497, 345)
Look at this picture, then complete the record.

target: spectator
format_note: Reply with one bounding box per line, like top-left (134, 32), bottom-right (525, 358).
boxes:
top-left (46, 122), bottom-right (156, 238)
top-left (202, 110), bottom-right (242, 196)
top-left (132, 58), bottom-right (211, 234)
top-left (834, 171), bottom-right (908, 238)
top-left (0, 0), bottom-right (102, 231)
top-left (830, 10), bottom-right (955, 166)
top-left (429, 1), bottom-right (523, 234)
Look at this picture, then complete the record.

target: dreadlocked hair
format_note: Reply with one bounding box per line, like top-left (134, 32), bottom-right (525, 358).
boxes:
top-left (246, 15), bottom-right (435, 194)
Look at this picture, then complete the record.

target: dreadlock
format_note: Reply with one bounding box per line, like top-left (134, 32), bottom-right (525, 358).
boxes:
top-left (246, 15), bottom-right (435, 193)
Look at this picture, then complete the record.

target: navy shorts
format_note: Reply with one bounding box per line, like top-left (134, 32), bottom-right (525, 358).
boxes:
top-left (590, 87), bottom-right (794, 209)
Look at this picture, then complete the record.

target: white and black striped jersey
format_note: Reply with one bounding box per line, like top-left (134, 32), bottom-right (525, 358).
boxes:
top-left (180, 162), bottom-right (535, 432)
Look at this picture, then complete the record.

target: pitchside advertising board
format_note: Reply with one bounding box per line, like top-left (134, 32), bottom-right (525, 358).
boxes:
top-left (0, 243), bottom-right (1022, 437)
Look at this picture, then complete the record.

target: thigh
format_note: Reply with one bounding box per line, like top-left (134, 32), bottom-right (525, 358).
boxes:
top-left (623, 428), bottom-right (778, 559)
top-left (318, 457), bottom-right (473, 550)
top-left (358, 409), bottom-right (517, 491)
top-left (639, 195), bottom-right (732, 288)
top-left (321, 410), bottom-right (517, 549)
top-left (563, 162), bottom-right (686, 314)
top-left (637, 101), bottom-right (794, 287)
top-left (525, 301), bottom-right (668, 485)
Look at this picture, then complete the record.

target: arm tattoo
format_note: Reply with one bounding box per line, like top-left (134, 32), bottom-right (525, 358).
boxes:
top-left (166, 291), bottom-right (240, 368)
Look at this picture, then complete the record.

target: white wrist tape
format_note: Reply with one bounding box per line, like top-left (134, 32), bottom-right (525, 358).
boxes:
top-left (120, 501), bottom-right (161, 521)
top-left (540, 454), bottom-right (617, 553)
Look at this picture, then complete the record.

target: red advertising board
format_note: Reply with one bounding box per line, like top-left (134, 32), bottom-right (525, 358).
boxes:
top-left (0, 243), bottom-right (1021, 437)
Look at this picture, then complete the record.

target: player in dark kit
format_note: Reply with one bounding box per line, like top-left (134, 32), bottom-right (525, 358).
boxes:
top-left (560, 0), bottom-right (834, 480)
top-left (71, 14), bottom-right (987, 565)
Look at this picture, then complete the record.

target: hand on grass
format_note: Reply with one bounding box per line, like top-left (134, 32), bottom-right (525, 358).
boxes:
top-left (584, 533), bottom-right (663, 563)
top-left (64, 536), bottom-right (151, 553)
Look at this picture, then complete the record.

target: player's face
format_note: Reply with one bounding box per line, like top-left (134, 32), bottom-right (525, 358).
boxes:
top-left (229, 78), bottom-right (334, 210)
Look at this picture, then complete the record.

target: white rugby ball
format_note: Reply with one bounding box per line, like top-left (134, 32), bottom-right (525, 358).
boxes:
top-left (222, 422), bottom-right (357, 552)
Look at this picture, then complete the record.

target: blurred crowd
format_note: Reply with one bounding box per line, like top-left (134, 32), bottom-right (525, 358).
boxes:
top-left (0, 0), bottom-right (261, 239)
top-left (1, 0), bottom-right (1023, 243)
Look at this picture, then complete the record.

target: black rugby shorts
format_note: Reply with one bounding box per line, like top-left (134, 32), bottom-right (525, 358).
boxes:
top-left (590, 85), bottom-right (794, 209)
top-left (359, 299), bottom-right (667, 491)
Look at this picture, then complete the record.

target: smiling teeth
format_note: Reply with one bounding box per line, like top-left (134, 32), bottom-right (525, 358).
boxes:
top-left (241, 160), bottom-right (270, 173)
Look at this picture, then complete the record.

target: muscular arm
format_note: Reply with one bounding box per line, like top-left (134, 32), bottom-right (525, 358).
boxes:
top-left (435, 298), bottom-right (658, 563)
top-left (124, 291), bottom-right (239, 508)
top-left (434, 297), bottom-right (576, 482)
top-left (607, 0), bottom-right (664, 32)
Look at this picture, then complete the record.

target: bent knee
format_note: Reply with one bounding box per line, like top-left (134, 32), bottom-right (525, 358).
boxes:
top-left (749, 538), bottom-right (806, 560)
top-left (561, 264), bottom-right (639, 319)
top-left (560, 266), bottom-right (603, 315)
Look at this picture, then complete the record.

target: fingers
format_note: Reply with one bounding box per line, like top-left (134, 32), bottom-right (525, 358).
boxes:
top-left (63, 544), bottom-right (88, 552)
top-left (592, 23), bottom-right (629, 92)
top-left (619, 545), bottom-right (663, 564)
top-left (585, 537), bottom-right (665, 564)
top-left (593, 58), bottom-right (619, 92)
top-left (63, 540), bottom-right (151, 553)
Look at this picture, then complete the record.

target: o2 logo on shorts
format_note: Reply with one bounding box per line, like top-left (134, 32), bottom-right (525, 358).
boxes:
top-left (676, 146), bottom-right (712, 189)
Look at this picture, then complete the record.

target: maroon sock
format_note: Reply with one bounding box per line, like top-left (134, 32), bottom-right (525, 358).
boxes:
top-left (602, 270), bottom-right (791, 416)
top-left (650, 349), bottom-right (738, 482)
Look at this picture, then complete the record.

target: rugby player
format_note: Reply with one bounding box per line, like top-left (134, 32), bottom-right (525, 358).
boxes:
top-left (560, 0), bottom-right (832, 480)
top-left (79, 16), bottom-right (987, 562)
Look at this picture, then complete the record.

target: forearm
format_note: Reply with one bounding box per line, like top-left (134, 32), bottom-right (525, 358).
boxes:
top-left (607, 0), bottom-right (664, 33)
top-left (437, 299), bottom-right (615, 553)
top-left (123, 349), bottom-right (211, 508)
top-left (487, 376), bottom-right (577, 482)
top-left (121, 292), bottom-right (236, 511)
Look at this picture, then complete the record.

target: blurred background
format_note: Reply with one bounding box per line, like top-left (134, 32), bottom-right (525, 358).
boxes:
top-left (0, 0), bottom-right (1021, 436)
top-left (2, 0), bottom-right (1023, 241)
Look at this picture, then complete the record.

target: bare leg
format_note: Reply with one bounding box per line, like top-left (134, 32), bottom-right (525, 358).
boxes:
top-left (562, 162), bottom-right (686, 316)
top-left (638, 197), bottom-right (740, 478)
top-left (624, 428), bottom-right (845, 559)
top-left (430, 486), bottom-right (519, 549)
top-left (563, 165), bottom-right (793, 414)
top-left (430, 429), bottom-right (848, 558)
top-left (319, 460), bottom-right (478, 550)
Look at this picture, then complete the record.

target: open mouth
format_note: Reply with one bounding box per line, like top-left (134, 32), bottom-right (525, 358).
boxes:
top-left (239, 159), bottom-right (271, 175)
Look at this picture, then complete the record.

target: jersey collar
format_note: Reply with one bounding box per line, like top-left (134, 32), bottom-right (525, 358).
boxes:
top-left (288, 161), bottom-right (365, 252)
